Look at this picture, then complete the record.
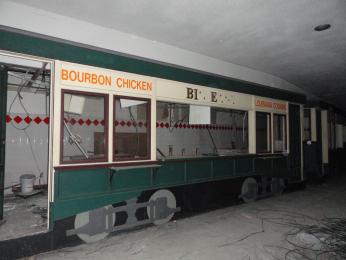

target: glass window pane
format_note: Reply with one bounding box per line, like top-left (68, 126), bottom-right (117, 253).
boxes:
top-left (156, 101), bottom-right (248, 158)
top-left (62, 92), bottom-right (107, 163)
top-left (273, 114), bottom-right (287, 152)
top-left (304, 109), bottom-right (311, 141)
top-left (114, 97), bottom-right (150, 161)
top-left (256, 112), bottom-right (271, 153)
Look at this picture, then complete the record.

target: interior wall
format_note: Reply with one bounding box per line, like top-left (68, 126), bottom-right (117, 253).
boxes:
top-left (63, 96), bottom-right (105, 159)
top-left (156, 105), bottom-right (248, 157)
top-left (5, 90), bottom-right (49, 193)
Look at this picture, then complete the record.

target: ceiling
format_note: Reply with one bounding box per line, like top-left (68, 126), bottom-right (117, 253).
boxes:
top-left (9, 0), bottom-right (346, 111)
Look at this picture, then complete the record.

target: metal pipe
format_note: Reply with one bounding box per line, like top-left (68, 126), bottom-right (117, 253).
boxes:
top-left (63, 120), bottom-right (89, 159)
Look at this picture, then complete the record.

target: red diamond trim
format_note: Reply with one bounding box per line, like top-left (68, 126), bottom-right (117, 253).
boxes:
top-left (93, 119), bottom-right (99, 126)
top-left (86, 119), bottom-right (92, 126)
top-left (78, 119), bottom-right (84, 125)
top-left (69, 118), bottom-right (76, 125)
top-left (14, 116), bottom-right (23, 124)
top-left (43, 117), bottom-right (49, 124)
top-left (6, 115), bottom-right (12, 123)
top-left (24, 116), bottom-right (32, 124)
top-left (33, 116), bottom-right (42, 124)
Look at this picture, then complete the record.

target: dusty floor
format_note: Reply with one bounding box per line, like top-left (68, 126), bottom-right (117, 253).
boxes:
top-left (0, 192), bottom-right (47, 241)
top-left (34, 177), bottom-right (346, 260)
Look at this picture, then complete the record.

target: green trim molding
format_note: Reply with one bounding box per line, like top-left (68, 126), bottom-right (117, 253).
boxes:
top-left (0, 28), bottom-right (306, 103)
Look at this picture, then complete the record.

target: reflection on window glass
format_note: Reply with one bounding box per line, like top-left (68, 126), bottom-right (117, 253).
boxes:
top-left (256, 112), bottom-right (271, 153)
top-left (273, 114), bottom-right (287, 152)
top-left (304, 109), bottom-right (311, 141)
top-left (114, 97), bottom-right (150, 161)
top-left (156, 101), bottom-right (248, 158)
top-left (62, 92), bottom-right (106, 163)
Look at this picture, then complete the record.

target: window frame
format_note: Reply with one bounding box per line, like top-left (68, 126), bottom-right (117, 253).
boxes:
top-left (113, 95), bottom-right (151, 162)
top-left (210, 107), bottom-right (249, 153)
top-left (303, 108), bottom-right (311, 141)
top-left (60, 89), bottom-right (109, 164)
top-left (273, 113), bottom-right (288, 153)
top-left (256, 111), bottom-right (272, 154)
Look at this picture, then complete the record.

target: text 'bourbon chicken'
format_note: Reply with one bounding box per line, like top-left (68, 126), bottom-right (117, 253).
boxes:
top-left (61, 69), bottom-right (112, 86)
top-left (116, 77), bottom-right (152, 92)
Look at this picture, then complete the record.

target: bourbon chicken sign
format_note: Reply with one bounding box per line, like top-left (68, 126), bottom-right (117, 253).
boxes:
top-left (58, 62), bottom-right (153, 94)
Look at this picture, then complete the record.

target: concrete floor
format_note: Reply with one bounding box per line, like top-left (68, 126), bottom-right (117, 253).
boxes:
top-left (34, 176), bottom-right (346, 260)
top-left (0, 192), bottom-right (47, 241)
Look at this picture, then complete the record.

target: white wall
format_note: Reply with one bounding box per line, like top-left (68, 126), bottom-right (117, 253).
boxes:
top-left (0, 1), bottom-right (312, 96)
top-left (156, 106), bottom-right (248, 157)
top-left (5, 91), bottom-right (49, 193)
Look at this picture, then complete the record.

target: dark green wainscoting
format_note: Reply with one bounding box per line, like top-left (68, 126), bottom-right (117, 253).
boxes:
top-left (52, 154), bottom-right (296, 225)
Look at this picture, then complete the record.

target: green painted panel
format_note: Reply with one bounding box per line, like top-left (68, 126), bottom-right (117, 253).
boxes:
top-left (52, 155), bottom-right (294, 222)
top-left (235, 158), bottom-right (253, 176)
top-left (0, 29), bottom-right (306, 103)
top-left (112, 168), bottom-right (152, 190)
top-left (273, 157), bottom-right (288, 170)
top-left (186, 160), bottom-right (212, 181)
top-left (254, 158), bottom-right (272, 175)
top-left (154, 162), bottom-right (185, 186)
top-left (55, 169), bottom-right (110, 199)
top-left (213, 159), bottom-right (234, 178)
top-left (52, 191), bottom-right (140, 221)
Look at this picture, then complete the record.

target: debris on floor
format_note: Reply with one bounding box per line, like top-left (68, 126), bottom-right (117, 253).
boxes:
top-left (31, 176), bottom-right (346, 260)
top-left (0, 192), bottom-right (48, 241)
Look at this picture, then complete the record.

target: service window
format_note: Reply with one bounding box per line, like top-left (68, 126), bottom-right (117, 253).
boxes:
top-left (156, 101), bottom-right (248, 158)
top-left (62, 91), bottom-right (108, 163)
top-left (114, 96), bottom-right (150, 161)
top-left (256, 112), bottom-right (271, 153)
top-left (304, 108), bottom-right (311, 141)
top-left (273, 114), bottom-right (287, 152)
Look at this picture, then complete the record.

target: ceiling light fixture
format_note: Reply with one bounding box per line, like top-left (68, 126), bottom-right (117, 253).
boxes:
top-left (314, 24), bottom-right (331, 32)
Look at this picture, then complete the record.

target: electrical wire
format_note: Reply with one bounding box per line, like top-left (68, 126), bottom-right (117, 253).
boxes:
top-left (128, 106), bottom-right (140, 157)
top-left (168, 103), bottom-right (188, 133)
top-left (7, 69), bottom-right (44, 176)
top-left (227, 208), bottom-right (346, 260)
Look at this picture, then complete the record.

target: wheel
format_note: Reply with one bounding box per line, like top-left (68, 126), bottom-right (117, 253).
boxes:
top-left (241, 177), bottom-right (258, 203)
top-left (74, 206), bottom-right (111, 243)
top-left (147, 189), bottom-right (176, 225)
top-left (270, 177), bottom-right (285, 195)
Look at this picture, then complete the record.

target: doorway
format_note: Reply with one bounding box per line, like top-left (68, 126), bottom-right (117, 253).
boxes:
top-left (0, 53), bottom-right (51, 241)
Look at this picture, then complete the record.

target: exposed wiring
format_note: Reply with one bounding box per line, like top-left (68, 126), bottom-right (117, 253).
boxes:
top-left (206, 127), bottom-right (218, 155)
top-left (168, 103), bottom-right (188, 133)
top-left (7, 68), bottom-right (46, 180)
top-left (219, 207), bottom-right (346, 260)
top-left (128, 106), bottom-right (140, 157)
